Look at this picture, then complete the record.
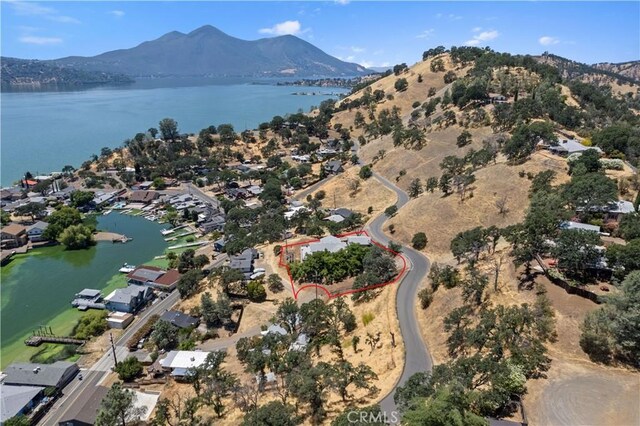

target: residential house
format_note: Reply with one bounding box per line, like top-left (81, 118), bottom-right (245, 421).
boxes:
top-left (131, 181), bottom-right (154, 191)
top-left (104, 285), bottom-right (154, 313)
top-left (26, 221), bottom-right (49, 242)
top-left (3, 361), bottom-right (79, 390)
top-left (199, 214), bottom-right (226, 234)
top-left (290, 333), bottom-right (309, 352)
top-left (225, 188), bottom-right (249, 200)
top-left (229, 248), bottom-right (258, 277)
top-left (291, 155), bottom-right (311, 163)
top-left (213, 238), bottom-right (226, 252)
top-left (332, 208), bottom-right (354, 220)
top-left (247, 185), bottom-right (263, 197)
top-left (323, 214), bottom-right (345, 223)
top-left (127, 191), bottom-right (159, 205)
top-left (1, 224), bottom-right (28, 249)
top-left (126, 266), bottom-right (181, 291)
top-left (159, 311), bottom-right (200, 329)
top-left (560, 221), bottom-right (601, 233)
top-left (300, 235), bottom-right (347, 260)
top-left (547, 139), bottom-right (603, 156)
top-left (604, 200), bottom-right (636, 222)
top-left (1, 188), bottom-right (25, 202)
top-left (159, 350), bottom-right (211, 378)
top-left (323, 160), bottom-right (344, 175)
top-left (58, 385), bottom-right (109, 426)
top-left (261, 324), bottom-right (288, 336)
top-left (0, 384), bottom-right (45, 424)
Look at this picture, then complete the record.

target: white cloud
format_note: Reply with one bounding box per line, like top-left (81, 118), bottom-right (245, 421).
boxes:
top-left (19, 36), bottom-right (63, 45)
top-left (539, 36), bottom-right (560, 46)
top-left (335, 0), bottom-right (350, 4)
top-left (259, 20), bottom-right (307, 36)
top-left (416, 28), bottom-right (435, 39)
top-left (472, 27), bottom-right (482, 32)
top-left (8, 1), bottom-right (80, 24)
top-left (464, 29), bottom-right (499, 46)
top-left (109, 10), bottom-right (125, 17)
top-left (351, 46), bottom-right (365, 53)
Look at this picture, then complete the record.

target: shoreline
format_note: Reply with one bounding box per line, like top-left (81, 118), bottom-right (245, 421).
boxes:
top-left (0, 213), bottom-right (170, 368)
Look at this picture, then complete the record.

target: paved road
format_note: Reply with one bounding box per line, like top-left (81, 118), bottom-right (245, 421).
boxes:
top-left (365, 172), bottom-right (433, 420)
top-left (38, 290), bottom-right (180, 425)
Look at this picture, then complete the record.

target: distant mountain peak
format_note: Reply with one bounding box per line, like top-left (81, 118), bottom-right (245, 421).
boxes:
top-left (187, 25), bottom-right (227, 37)
top-left (47, 25), bottom-right (368, 78)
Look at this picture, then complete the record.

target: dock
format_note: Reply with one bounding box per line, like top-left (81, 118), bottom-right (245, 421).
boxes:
top-left (25, 336), bottom-right (86, 347)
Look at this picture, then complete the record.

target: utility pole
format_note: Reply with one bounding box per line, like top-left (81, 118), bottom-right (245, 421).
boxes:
top-left (110, 333), bottom-right (119, 367)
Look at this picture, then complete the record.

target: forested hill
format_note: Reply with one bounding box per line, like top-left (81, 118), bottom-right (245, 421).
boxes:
top-left (49, 25), bottom-right (368, 78)
top-left (1, 57), bottom-right (133, 90)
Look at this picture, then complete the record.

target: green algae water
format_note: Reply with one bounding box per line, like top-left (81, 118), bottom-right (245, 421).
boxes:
top-left (0, 214), bottom-right (168, 367)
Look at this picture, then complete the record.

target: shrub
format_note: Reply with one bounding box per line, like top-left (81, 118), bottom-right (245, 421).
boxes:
top-left (247, 281), bottom-right (267, 302)
top-left (273, 245), bottom-right (282, 256)
top-left (186, 236), bottom-right (195, 243)
top-left (362, 312), bottom-right (375, 326)
top-left (418, 288), bottom-right (433, 309)
top-left (267, 274), bottom-right (285, 293)
top-left (412, 232), bottom-right (428, 250)
top-left (114, 356), bottom-right (143, 382)
top-left (73, 311), bottom-right (108, 340)
top-left (412, 101), bottom-right (421, 109)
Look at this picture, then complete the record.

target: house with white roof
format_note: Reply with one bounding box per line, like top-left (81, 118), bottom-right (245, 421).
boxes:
top-left (160, 350), bottom-right (211, 377)
top-left (300, 235), bottom-right (347, 260)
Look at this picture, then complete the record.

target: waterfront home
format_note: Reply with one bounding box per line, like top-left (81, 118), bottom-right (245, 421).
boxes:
top-left (199, 215), bottom-right (226, 234)
top-left (1, 224), bottom-right (28, 249)
top-left (159, 350), bottom-right (210, 377)
top-left (26, 221), bottom-right (49, 242)
top-left (104, 285), bottom-right (154, 313)
top-left (3, 361), bottom-right (79, 390)
top-left (159, 310), bottom-right (200, 329)
top-left (0, 384), bottom-right (45, 424)
top-left (58, 385), bottom-right (109, 426)
top-left (127, 190), bottom-right (159, 205)
top-left (126, 266), bottom-right (181, 291)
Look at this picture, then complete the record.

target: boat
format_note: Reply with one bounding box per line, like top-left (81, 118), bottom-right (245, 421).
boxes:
top-left (160, 228), bottom-right (174, 236)
top-left (119, 263), bottom-right (136, 273)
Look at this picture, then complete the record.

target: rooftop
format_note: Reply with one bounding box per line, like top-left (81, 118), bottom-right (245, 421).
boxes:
top-left (159, 310), bottom-right (199, 329)
top-left (2, 223), bottom-right (27, 236)
top-left (160, 350), bottom-right (210, 370)
top-left (58, 386), bottom-right (109, 426)
top-left (127, 266), bottom-right (165, 282)
top-left (0, 384), bottom-right (44, 423)
top-left (3, 361), bottom-right (78, 388)
top-left (104, 285), bottom-right (149, 304)
top-left (560, 221), bottom-right (601, 233)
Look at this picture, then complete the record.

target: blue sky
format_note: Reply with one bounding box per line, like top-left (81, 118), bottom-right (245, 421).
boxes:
top-left (2, 1), bottom-right (638, 65)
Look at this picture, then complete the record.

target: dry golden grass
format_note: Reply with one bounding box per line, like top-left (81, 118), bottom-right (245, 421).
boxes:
top-left (385, 152), bottom-right (568, 256)
top-left (308, 166), bottom-right (397, 218)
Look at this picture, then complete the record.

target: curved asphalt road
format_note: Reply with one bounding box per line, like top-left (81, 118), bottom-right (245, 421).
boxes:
top-left (365, 171), bottom-right (433, 421)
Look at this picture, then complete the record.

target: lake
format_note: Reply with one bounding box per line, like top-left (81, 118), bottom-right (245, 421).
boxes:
top-left (1, 79), bottom-right (348, 185)
top-left (0, 214), bottom-right (168, 366)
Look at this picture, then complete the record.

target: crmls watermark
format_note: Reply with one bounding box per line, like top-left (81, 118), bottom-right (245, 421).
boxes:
top-left (346, 410), bottom-right (399, 424)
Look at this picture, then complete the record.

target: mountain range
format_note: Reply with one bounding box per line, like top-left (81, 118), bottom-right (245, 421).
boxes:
top-left (48, 25), bottom-right (367, 78)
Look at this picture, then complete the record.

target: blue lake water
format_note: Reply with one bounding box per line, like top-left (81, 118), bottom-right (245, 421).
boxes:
top-left (1, 79), bottom-right (348, 185)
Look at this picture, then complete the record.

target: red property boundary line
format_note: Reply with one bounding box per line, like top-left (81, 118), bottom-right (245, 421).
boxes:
top-left (278, 230), bottom-right (407, 300)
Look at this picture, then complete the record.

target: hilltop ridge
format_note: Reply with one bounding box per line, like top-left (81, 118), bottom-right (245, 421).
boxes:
top-left (47, 25), bottom-right (368, 78)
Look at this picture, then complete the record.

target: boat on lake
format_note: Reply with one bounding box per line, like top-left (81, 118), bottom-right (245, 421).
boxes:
top-left (119, 263), bottom-right (136, 273)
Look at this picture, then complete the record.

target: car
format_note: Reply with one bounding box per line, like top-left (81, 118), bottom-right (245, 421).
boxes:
top-left (78, 374), bottom-right (83, 380)
top-left (253, 268), bottom-right (266, 273)
top-left (250, 271), bottom-right (265, 280)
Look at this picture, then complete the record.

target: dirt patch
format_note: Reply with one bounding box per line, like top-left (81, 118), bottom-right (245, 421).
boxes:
top-left (77, 329), bottom-right (123, 368)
